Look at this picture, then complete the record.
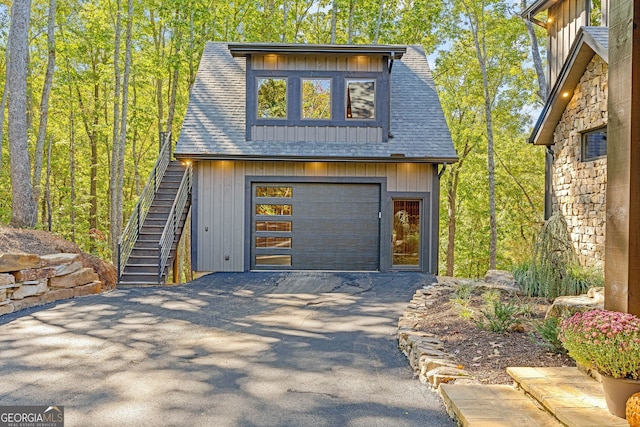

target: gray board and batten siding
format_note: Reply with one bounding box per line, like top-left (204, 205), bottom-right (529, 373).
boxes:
top-left (191, 161), bottom-right (439, 273)
top-left (522, 0), bottom-right (609, 92)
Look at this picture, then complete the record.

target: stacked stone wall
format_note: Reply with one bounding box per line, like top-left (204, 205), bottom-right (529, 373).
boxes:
top-left (0, 253), bottom-right (102, 317)
top-left (552, 56), bottom-right (608, 269)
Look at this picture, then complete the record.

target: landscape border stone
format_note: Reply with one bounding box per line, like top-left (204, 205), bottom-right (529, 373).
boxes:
top-left (397, 276), bottom-right (475, 390)
top-left (0, 252), bottom-right (105, 318)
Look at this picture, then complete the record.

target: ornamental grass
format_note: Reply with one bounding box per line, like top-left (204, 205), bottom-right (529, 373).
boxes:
top-left (559, 309), bottom-right (640, 379)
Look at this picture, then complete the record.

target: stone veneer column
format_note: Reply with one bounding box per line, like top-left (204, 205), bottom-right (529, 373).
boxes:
top-left (605, 0), bottom-right (640, 315)
top-left (552, 56), bottom-right (607, 269)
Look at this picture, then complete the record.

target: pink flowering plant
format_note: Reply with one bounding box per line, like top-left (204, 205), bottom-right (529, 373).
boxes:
top-left (559, 309), bottom-right (640, 379)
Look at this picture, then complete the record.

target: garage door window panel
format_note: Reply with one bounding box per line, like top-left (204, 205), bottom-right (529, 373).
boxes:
top-left (255, 204), bottom-right (292, 215)
top-left (256, 221), bottom-right (292, 232)
top-left (255, 255), bottom-right (292, 266)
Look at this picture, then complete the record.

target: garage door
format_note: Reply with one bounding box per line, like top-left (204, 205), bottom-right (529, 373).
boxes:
top-left (251, 183), bottom-right (380, 270)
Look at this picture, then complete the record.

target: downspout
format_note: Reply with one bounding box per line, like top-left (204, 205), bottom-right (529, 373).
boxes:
top-left (544, 145), bottom-right (554, 220)
top-left (388, 52), bottom-right (396, 139)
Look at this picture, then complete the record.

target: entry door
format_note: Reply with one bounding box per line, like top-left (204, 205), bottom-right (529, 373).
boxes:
top-left (251, 183), bottom-right (380, 270)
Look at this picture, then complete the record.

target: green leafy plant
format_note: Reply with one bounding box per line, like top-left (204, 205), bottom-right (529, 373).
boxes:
top-left (534, 317), bottom-right (566, 354)
top-left (450, 283), bottom-right (475, 320)
top-left (477, 298), bottom-right (522, 333)
top-left (560, 309), bottom-right (640, 379)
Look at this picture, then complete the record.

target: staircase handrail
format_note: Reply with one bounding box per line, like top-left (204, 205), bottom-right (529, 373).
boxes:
top-left (157, 162), bottom-right (192, 283)
top-left (117, 132), bottom-right (172, 282)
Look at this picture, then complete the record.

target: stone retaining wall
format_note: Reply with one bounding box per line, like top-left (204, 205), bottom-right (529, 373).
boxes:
top-left (397, 279), bottom-right (474, 389)
top-left (0, 253), bottom-right (103, 317)
top-left (552, 55), bottom-right (608, 269)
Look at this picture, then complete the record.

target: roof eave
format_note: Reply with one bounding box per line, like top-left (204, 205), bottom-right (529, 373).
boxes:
top-left (529, 28), bottom-right (608, 146)
top-left (174, 153), bottom-right (459, 164)
top-left (228, 43), bottom-right (407, 59)
top-left (521, 0), bottom-right (559, 19)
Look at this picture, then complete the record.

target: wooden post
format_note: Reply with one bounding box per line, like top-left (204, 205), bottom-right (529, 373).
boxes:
top-left (605, 0), bottom-right (640, 315)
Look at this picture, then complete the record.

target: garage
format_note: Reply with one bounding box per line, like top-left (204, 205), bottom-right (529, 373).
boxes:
top-left (251, 182), bottom-right (381, 270)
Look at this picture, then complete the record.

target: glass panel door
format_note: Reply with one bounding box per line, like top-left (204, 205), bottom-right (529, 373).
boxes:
top-left (392, 200), bottom-right (421, 267)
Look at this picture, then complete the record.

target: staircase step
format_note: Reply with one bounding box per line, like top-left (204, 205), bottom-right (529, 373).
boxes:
top-left (120, 272), bottom-right (163, 283)
top-left (507, 367), bottom-right (629, 427)
top-left (127, 256), bottom-right (159, 264)
top-left (124, 264), bottom-right (159, 271)
top-left (440, 384), bottom-right (561, 427)
top-left (117, 281), bottom-right (163, 287)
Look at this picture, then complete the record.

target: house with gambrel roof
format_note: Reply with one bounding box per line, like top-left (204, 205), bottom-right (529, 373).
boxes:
top-left (174, 42), bottom-right (456, 274)
top-left (523, 0), bottom-right (609, 269)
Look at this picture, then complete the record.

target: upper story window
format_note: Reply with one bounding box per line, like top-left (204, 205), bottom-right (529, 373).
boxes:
top-left (228, 43), bottom-right (407, 142)
top-left (302, 78), bottom-right (331, 119)
top-left (581, 126), bottom-right (607, 161)
top-left (258, 77), bottom-right (287, 119)
top-left (346, 79), bottom-right (375, 119)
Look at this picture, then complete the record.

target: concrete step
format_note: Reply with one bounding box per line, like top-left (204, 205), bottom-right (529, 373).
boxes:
top-left (507, 367), bottom-right (629, 427)
top-left (440, 384), bottom-right (561, 426)
top-left (440, 367), bottom-right (630, 427)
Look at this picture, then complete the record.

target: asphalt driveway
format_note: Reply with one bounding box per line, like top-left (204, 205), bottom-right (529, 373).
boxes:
top-left (0, 272), bottom-right (455, 426)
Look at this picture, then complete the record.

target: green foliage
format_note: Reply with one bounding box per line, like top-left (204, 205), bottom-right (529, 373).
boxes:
top-left (534, 317), bottom-right (566, 354)
top-left (477, 298), bottom-right (522, 333)
top-left (450, 283), bottom-right (475, 319)
top-left (513, 212), bottom-right (604, 298)
top-left (436, 1), bottom-right (545, 277)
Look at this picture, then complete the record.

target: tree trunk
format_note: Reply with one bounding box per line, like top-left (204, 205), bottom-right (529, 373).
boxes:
top-left (32, 0), bottom-right (56, 208)
top-left (109, 0), bottom-right (123, 261)
top-left (151, 10), bottom-right (165, 141)
top-left (115, 0), bottom-right (134, 250)
top-left (0, 45), bottom-right (9, 174)
top-left (446, 142), bottom-right (472, 276)
top-left (166, 24), bottom-right (181, 135)
top-left (44, 136), bottom-right (53, 231)
top-left (7, 0), bottom-right (37, 228)
top-left (374, 0), bottom-right (385, 43)
top-left (65, 60), bottom-right (77, 242)
top-left (521, 0), bottom-right (547, 102)
top-left (464, 0), bottom-right (497, 269)
top-left (282, 0), bottom-right (288, 42)
top-left (330, 0), bottom-right (337, 44)
top-left (348, 0), bottom-right (354, 43)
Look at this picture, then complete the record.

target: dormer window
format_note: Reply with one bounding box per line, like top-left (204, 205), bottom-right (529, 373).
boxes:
top-left (302, 79), bottom-right (331, 119)
top-left (229, 43), bottom-right (406, 142)
top-left (257, 77), bottom-right (288, 119)
top-left (346, 79), bottom-right (376, 119)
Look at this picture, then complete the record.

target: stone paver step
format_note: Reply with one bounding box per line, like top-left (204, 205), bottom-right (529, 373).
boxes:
top-left (507, 367), bottom-right (629, 427)
top-left (440, 383), bottom-right (562, 427)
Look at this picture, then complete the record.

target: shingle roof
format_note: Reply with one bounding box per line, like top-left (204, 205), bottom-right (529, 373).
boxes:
top-left (528, 26), bottom-right (608, 145)
top-left (175, 42), bottom-right (456, 162)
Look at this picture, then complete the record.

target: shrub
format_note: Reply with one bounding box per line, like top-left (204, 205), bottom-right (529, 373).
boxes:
top-left (512, 212), bottom-right (603, 298)
top-left (534, 317), bottom-right (566, 354)
top-left (477, 298), bottom-right (522, 333)
top-left (560, 309), bottom-right (640, 379)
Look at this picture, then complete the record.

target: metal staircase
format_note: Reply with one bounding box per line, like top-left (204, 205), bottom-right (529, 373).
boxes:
top-left (117, 134), bottom-right (192, 286)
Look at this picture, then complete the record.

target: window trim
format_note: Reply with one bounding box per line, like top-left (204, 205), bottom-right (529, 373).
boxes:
top-left (581, 126), bottom-right (607, 162)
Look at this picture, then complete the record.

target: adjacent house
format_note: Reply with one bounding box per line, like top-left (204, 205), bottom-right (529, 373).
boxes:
top-left (174, 42), bottom-right (456, 274)
top-left (523, 0), bottom-right (609, 269)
